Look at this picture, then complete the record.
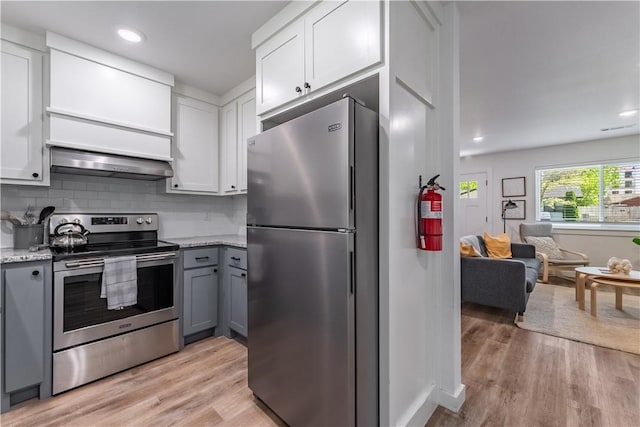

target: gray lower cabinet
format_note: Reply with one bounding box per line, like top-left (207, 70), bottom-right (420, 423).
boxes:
top-left (225, 248), bottom-right (247, 337)
top-left (1, 261), bottom-right (52, 413)
top-left (228, 266), bottom-right (247, 336)
top-left (182, 248), bottom-right (219, 340)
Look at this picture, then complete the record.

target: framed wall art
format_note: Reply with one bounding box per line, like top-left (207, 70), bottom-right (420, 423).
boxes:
top-left (502, 199), bottom-right (526, 220)
top-left (502, 176), bottom-right (526, 197)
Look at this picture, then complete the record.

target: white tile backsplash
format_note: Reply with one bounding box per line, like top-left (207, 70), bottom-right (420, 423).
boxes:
top-left (0, 173), bottom-right (247, 247)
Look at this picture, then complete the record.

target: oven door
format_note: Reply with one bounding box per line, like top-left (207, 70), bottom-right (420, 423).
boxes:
top-left (53, 252), bottom-right (178, 351)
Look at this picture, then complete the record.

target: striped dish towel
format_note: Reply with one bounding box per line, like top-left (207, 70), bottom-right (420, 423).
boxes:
top-left (100, 255), bottom-right (138, 310)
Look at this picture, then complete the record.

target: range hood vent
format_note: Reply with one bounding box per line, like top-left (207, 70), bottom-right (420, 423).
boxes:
top-left (50, 147), bottom-right (173, 181)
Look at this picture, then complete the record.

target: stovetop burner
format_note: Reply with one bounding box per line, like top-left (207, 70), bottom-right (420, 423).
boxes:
top-left (48, 213), bottom-right (179, 261)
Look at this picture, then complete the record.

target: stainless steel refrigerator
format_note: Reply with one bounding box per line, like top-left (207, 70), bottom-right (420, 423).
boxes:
top-left (247, 97), bottom-right (378, 427)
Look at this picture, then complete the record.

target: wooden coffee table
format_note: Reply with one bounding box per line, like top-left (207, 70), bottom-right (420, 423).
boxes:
top-left (574, 266), bottom-right (640, 311)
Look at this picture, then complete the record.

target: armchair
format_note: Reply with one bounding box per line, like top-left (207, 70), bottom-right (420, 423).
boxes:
top-left (519, 223), bottom-right (589, 283)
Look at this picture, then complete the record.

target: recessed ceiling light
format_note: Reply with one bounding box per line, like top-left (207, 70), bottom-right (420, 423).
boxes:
top-left (619, 109), bottom-right (638, 117)
top-left (117, 27), bottom-right (144, 43)
top-left (472, 136), bottom-right (484, 142)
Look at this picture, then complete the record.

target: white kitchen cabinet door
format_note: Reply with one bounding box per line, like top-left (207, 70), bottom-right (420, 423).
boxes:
top-left (1, 41), bottom-right (44, 183)
top-left (304, 0), bottom-right (381, 93)
top-left (236, 90), bottom-right (256, 192)
top-left (169, 96), bottom-right (219, 193)
top-left (256, 20), bottom-right (305, 115)
top-left (220, 102), bottom-right (238, 193)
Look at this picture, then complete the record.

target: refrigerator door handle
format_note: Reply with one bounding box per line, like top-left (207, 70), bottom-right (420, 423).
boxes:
top-left (349, 165), bottom-right (355, 211)
top-left (349, 251), bottom-right (355, 295)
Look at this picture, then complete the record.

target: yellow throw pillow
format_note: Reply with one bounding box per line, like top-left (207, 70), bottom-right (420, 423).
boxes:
top-left (460, 242), bottom-right (481, 257)
top-left (483, 232), bottom-right (512, 259)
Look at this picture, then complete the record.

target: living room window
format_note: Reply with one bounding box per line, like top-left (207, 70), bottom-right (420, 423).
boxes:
top-left (535, 161), bottom-right (640, 225)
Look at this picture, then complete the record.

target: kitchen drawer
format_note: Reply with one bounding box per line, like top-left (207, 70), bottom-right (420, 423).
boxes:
top-left (226, 248), bottom-right (246, 270)
top-left (183, 247), bottom-right (218, 269)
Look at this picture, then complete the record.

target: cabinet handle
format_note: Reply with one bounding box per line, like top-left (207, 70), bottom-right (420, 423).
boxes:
top-left (231, 256), bottom-right (241, 261)
top-left (174, 184), bottom-right (179, 188)
top-left (32, 270), bottom-right (40, 276)
top-left (241, 273), bottom-right (246, 277)
top-left (195, 256), bottom-right (209, 261)
top-left (304, 82), bottom-right (311, 90)
top-left (32, 172), bottom-right (39, 178)
top-left (214, 268), bottom-right (218, 273)
top-left (231, 185), bottom-right (236, 189)
top-left (295, 86), bottom-right (302, 93)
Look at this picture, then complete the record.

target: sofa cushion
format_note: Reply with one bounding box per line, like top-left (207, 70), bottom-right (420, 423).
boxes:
top-left (514, 257), bottom-right (541, 292)
top-left (524, 267), bottom-right (538, 293)
top-left (483, 232), bottom-right (512, 259)
top-left (524, 236), bottom-right (564, 259)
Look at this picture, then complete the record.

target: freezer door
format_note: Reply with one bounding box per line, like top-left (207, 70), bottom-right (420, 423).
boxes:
top-left (247, 226), bottom-right (354, 427)
top-left (248, 98), bottom-right (352, 229)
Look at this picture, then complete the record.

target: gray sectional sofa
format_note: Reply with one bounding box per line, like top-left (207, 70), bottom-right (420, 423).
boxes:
top-left (460, 235), bottom-right (541, 315)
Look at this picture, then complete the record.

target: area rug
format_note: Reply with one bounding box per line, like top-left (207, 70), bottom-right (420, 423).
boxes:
top-left (516, 283), bottom-right (640, 354)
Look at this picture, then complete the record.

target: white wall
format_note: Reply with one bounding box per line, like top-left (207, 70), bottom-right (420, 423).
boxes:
top-left (380, 2), bottom-right (463, 426)
top-left (0, 173), bottom-right (246, 247)
top-left (460, 134), bottom-right (640, 266)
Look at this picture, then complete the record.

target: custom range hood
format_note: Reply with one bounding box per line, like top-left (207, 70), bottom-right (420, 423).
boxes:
top-left (51, 147), bottom-right (173, 181)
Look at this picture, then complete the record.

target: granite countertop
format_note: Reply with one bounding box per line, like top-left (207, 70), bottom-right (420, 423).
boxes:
top-left (0, 234), bottom-right (246, 264)
top-left (164, 234), bottom-right (246, 249)
top-left (0, 247), bottom-right (52, 264)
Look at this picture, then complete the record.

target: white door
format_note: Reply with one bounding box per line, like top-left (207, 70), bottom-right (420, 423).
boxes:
top-left (237, 90), bottom-right (256, 192)
top-left (460, 172), bottom-right (488, 236)
top-left (220, 102), bottom-right (238, 193)
top-left (304, 0), bottom-right (381, 93)
top-left (171, 96), bottom-right (219, 193)
top-left (256, 21), bottom-right (305, 115)
top-left (1, 41), bottom-right (43, 182)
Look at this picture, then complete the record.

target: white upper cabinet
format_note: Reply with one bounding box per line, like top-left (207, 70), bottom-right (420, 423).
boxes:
top-left (237, 90), bottom-right (257, 192)
top-left (46, 33), bottom-right (174, 161)
top-left (0, 40), bottom-right (46, 185)
top-left (168, 95), bottom-right (219, 194)
top-left (219, 88), bottom-right (256, 195)
top-left (256, 21), bottom-right (305, 115)
top-left (255, 0), bottom-right (381, 115)
top-left (220, 102), bottom-right (238, 193)
top-left (304, 0), bottom-right (381, 92)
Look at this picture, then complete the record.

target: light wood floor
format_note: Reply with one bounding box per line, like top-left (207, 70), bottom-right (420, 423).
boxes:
top-left (3, 283), bottom-right (639, 427)
top-left (1, 337), bottom-right (284, 427)
top-left (427, 302), bottom-right (640, 427)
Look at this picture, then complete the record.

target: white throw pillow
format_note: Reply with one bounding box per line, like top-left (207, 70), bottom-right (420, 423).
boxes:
top-left (460, 235), bottom-right (484, 257)
top-left (524, 236), bottom-right (564, 260)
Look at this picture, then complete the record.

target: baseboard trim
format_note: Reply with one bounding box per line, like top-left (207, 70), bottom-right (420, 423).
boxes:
top-left (396, 384), bottom-right (438, 427)
top-left (438, 383), bottom-right (466, 412)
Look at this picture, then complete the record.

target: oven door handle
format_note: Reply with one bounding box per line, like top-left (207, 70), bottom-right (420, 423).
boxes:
top-left (136, 252), bottom-right (177, 263)
top-left (64, 252), bottom-right (177, 269)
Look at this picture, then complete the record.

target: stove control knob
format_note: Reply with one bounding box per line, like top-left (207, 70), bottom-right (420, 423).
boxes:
top-left (136, 217), bottom-right (144, 225)
top-left (145, 217), bottom-right (153, 224)
top-left (73, 218), bottom-right (81, 225)
top-left (59, 217), bottom-right (69, 225)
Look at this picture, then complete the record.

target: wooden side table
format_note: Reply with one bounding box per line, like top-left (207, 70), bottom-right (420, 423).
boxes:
top-left (574, 267), bottom-right (640, 311)
top-left (588, 277), bottom-right (640, 317)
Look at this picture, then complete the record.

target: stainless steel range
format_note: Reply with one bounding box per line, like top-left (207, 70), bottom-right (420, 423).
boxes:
top-left (49, 213), bottom-right (180, 395)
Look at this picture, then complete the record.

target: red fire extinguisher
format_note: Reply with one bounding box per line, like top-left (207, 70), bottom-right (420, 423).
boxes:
top-left (417, 174), bottom-right (445, 251)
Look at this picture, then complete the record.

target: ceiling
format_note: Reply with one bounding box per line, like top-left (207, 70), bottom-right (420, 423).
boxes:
top-left (0, 1), bottom-right (288, 96)
top-left (459, 1), bottom-right (640, 157)
top-left (1, 1), bottom-right (638, 156)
